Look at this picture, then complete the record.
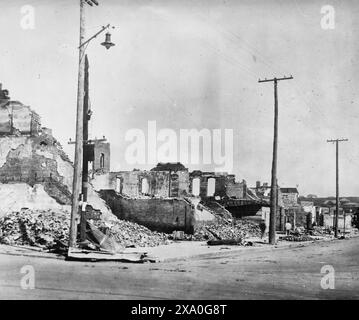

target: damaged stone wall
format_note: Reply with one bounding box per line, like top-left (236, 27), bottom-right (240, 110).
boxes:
top-left (92, 166), bottom-right (247, 200)
top-left (285, 207), bottom-right (306, 228)
top-left (0, 133), bottom-right (73, 204)
top-left (0, 131), bottom-right (113, 217)
top-left (0, 101), bottom-right (41, 136)
top-left (111, 170), bottom-right (170, 197)
top-left (323, 213), bottom-right (352, 230)
top-left (189, 171), bottom-right (246, 199)
top-left (281, 189), bottom-right (299, 209)
top-left (93, 169), bottom-right (190, 198)
top-left (92, 141), bottom-right (110, 173)
top-left (0, 183), bottom-right (68, 217)
top-left (0, 103), bottom-right (113, 219)
top-left (225, 175), bottom-right (247, 199)
top-left (170, 170), bottom-right (189, 197)
top-left (99, 190), bottom-right (195, 233)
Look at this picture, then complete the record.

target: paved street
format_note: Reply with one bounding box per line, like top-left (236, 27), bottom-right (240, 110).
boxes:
top-left (0, 237), bottom-right (358, 300)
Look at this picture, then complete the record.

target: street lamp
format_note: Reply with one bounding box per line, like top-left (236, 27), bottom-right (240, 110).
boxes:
top-left (79, 24), bottom-right (116, 50)
top-left (101, 32), bottom-right (115, 49)
top-left (69, 0), bottom-right (115, 249)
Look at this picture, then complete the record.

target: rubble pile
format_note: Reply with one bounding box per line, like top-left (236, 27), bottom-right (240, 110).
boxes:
top-left (309, 226), bottom-right (332, 236)
top-left (279, 235), bottom-right (314, 242)
top-left (280, 226), bottom-right (335, 242)
top-left (189, 219), bottom-right (261, 242)
top-left (0, 209), bottom-right (69, 249)
top-left (0, 209), bottom-right (171, 250)
top-left (92, 218), bottom-right (170, 248)
top-left (309, 226), bottom-right (358, 238)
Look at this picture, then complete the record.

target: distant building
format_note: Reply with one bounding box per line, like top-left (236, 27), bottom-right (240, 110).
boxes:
top-left (280, 187), bottom-right (299, 209)
top-left (92, 141), bottom-right (111, 173)
top-left (297, 195), bottom-right (359, 230)
top-left (307, 194), bottom-right (317, 198)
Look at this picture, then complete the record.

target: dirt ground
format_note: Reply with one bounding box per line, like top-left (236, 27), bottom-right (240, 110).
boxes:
top-left (0, 237), bottom-right (358, 299)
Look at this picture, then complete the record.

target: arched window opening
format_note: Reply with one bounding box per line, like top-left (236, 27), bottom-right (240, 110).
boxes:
top-left (116, 177), bottom-right (122, 193)
top-left (207, 178), bottom-right (216, 197)
top-left (192, 178), bottom-right (200, 196)
top-left (100, 153), bottom-right (105, 169)
top-left (141, 178), bottom-right (149, 194)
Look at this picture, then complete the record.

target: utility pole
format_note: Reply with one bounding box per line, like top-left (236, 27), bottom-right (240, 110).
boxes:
top-left (258, 75), bottom-right (293, 245)
top-left (327, 138), bottom-right (348, 238)
top-left (80, 54), bottom-right (91, 242)
top-left (69, 0), bottom-right (106, 248)
top-left (69, 0), bottom-right (86, 248)
top-left (79, 55), bottom-right (108, 241)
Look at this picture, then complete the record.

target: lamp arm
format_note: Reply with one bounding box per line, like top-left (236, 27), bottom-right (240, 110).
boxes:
top-left (79, 24), bottom-right (111, 49)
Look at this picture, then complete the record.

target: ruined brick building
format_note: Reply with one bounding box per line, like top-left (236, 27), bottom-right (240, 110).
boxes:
top-left (0, 83), bottom-right (111, 217)
top-left (92, 158), bottom-right (249, 201)
top-left (91, 144), bottom-right (267, 233)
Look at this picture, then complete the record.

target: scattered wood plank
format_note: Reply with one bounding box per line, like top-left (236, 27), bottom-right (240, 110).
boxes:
top-left (207, 239), bottom-right (242, 246)
top-left (67, 247), bottom-right (152, 263)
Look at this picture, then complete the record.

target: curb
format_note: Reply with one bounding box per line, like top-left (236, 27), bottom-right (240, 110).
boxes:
top-left (1, 235), bottom-right (358, 263)
top-left (0, 247), bottom-right (65, 260)
top-left (148, 236), bottom-right (358, 263)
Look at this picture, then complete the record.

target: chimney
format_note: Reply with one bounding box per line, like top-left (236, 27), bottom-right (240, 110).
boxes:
top-left (0, 83), bottom-right (10, 101)
top-left (263, 182), bottom-right (268, 187)
top-left (256, 181), bottom-right (260, 189)
top-left (242, 179), bottom-right (247, 198)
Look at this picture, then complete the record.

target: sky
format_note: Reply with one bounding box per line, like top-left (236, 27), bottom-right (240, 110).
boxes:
top-left (0, 0), bottom-right (358, 197)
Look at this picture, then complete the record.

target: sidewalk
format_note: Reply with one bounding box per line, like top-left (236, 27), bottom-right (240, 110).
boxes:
top-left (0, 244), bottom-right (65, 260)
top-left (127, 241), bottom-right (260, 262)
top-left (128, 236), bottom-right (338, 262)
top-left (2, 235), bottom-right (353, 263)
top-left (0, 241), bottom-right (259, 262)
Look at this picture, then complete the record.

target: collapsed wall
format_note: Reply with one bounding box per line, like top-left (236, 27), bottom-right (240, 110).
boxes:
top-left (0, 101), bottom-right (112, 219)
top-left (97, 190), bottom-right (237, 235)
top-left (99, 190), bottom-right (195, 233)
top-left (0, 183), bottom-right (68, 216)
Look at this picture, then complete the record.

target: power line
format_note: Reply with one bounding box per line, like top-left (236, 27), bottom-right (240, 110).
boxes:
top-left (194, 13), bottom-right (329, 122)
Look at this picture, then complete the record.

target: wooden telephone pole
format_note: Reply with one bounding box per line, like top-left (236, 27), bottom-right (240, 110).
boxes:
top-left (69, 0), bottom-right (103, 248)
top-left (258, 76), bottom-right (293, 245)
top-left (69, 0), bottom-right (86, 248)
top-left (69, 54), bottom-right (108, 242)
top-left (80, 55), bottom-right (91, 242)
top-left (327, 138), bottom-right (348, 238)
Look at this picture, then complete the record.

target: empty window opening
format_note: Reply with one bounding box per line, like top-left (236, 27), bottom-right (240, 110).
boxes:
top-left (207, 178), bottom-right (216, 197)
top-left (100, 153), bottom-right (105, 169)
top-left (141, 178), bottom-right (149, 194)
top-left (192, 178), bottom-right (200, 196)
top-left (116, 177), bottom-right (122, 193)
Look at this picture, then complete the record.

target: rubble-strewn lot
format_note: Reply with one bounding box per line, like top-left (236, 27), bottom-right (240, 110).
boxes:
top-left (92, 218), bottom-right (170, 248)
top-left (0, 209), bottom-right (70, 249)
top-left (279, 235), bottom-right (315, 242)
top-left (278, 226), bottom-right (359, 242)
top-left (0, 209), bottom-right (264, 251)
top-left (0, 209), bottom-right (170, 250)
top-left (190, 220), bottom-right (261, 242)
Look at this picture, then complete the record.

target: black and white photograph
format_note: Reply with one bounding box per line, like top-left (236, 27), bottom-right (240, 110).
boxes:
top-left (0, 0), bottom-right (358, 305)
